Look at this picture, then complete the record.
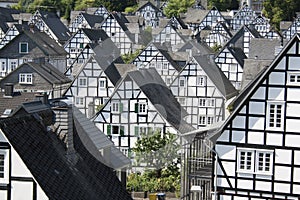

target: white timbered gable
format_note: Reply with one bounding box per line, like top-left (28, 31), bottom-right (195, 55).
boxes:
top-left (213, 33), bottom-right (300, 200)
top-left (94, 5), bottom-right (109, 19)
top-left (0, 24), bottom-right (20, 49)
top-left (283, 17), bottom-right (300, 40)
top-left (250, 15), bottom-right (271, 37)
top-left (153, 23), bottom-right (186, 47)
top-left (170, 55), bottom-right (234, 128)
top-left (197, 7), bottom-right (227, 32)
top-left (93, 69), bottom-right (184, 157)
top-left (65, 56), bottom-right (120, 117)
top-left (135, 1), bottom-right (163, 28)
top-left (100, 13), bottom-right (134, 55)
top-left (204, 22), bottom-right (232, 48)
top-left (230, 5), bottom-right (256, 31)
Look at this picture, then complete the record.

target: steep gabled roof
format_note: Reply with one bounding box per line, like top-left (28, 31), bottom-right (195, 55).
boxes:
top-left (227, 46), bottom-right (247, 67)
top-left (207, 33), bottom-right (300, 143)
top-left (0, 62), bottom-right (71, 87)
top-left (35, 10), bottom-right (71, 42)
top-left (193, 55), bottom-right (238, 99)
top-left (0, 107), bottom-right (132, 200)
top-left (136, 0), bottom-right (161, 13)
top-left (127, 68), bottom-right (195, 133)
top-left (81, 12), bottom-right (104, 28)
top-left (0, 7), bottom-right (21, 32)
top-left (81, 28), bottom-right (109, 42)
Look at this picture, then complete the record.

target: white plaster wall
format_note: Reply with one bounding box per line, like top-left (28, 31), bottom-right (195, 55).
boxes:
top-left (268, 72), bottom-right (285, 85)
top-left (287, 88), bottom-right (300, 101)
top-left (232, 115), bottom-right (246, 129)
top-left (286, 103), bottom-right (300, 117)
top-left (266, 132), bottom-right (283, 146)
top-left (293, 167), bottom-right (300, 182)
top-left (248, 117), bottom-right (264, 130)
top-left (274, 166), bottom-right (291, 181)
top-left (275, 57), bottom-right (286, 70)
top-left (288, 43), bottom-right (297, 54)
top-left (216, 144), bottom-right (236, 160)
top-left (268, 88), bottom-right (285, 100)
top-left (294, 151), bottom-right (300, 165)
top-left (285, 134), bottom-right (300, 147)
top-left (247, 131), bottom-right (264, 145)
top-left (231, 131), bottom-right (245, 143)
top-left (222, 161), bottom-right (236, 176)
top-left (275, 149), bottom-right (292, 164)
top-left (274, 182), bottom-right (291, 193)
top-left (249, 101), bottom-right (265, 115)
top-left (237, 179), bottom-right (253, 190)
top-left (11, 181), bottom-right (33, 200)
top-left (217, 130), bottom-right (229, 142)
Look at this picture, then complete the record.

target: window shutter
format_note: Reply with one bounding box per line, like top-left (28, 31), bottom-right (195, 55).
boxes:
top-left (134, 126), bottom-right (139, 136)
top-left (120, 126), bottom-right (125, 136)
top-left (107, 125), bottom-right (111, 135)
top-left (119, 103), bottom-right (123, 112)
top-left (134, 103), bottom-right (138, 113)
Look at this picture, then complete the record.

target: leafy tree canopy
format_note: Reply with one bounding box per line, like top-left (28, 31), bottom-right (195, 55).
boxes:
top-left (262, 0), bottom-right (300, 30)
top-left (163, 0), bottom-right (195, 18)
top-left (207, 0), bottom-right (239, 11)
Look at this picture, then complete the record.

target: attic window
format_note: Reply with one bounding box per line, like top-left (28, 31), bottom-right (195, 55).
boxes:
top-left (19, 42), bottom-right (28, 53)
top-left (19, 73), bottom-right (33, 84)
top-left (0, 150), bottom-right (9, 184)
top-left (288, 72), bottom-right (300, 85)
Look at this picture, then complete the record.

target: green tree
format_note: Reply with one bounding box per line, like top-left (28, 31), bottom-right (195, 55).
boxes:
top-left (163, 0), bottom-right (195, 18)
top-left (262, 0), bottom-right (300, 30)
top-left (208, 0), bottom-right (238, 11)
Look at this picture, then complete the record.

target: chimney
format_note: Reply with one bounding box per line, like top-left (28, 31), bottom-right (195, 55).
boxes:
top-left (4, 83), bottom-right (14, 97)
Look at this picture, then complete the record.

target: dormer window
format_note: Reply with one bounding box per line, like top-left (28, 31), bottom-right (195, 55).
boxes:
top-left (19, 42), bottom-right (28, 53)
top-left (19, 73), bottom-right (32, 84)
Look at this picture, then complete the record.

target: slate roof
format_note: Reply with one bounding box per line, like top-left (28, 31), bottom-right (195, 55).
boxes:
top-left (152, 42), bottom-right (182, 72)
top-left (0, 108), bottom-right (132, 200)
top-left (249, 38), bottom-right (286, 60)
top-left (81, 12), bottom-right (104, 28)
top-left (127, 68), bottom-right (195, 134)
top-left (0, 91), bottom-right (39, 116)
top-left (136, 0), bottom-right (161, 13)
top-left (227, 46), bottom-right (247, 67)
top-left (35, 10), bottom-right (71, 43)
top-left (0, 7), bottom-right (20, 32)
top-left (0, 62), bottom-right (71, 87)
top-left (177, 39), bottom-right (213, 55)
top-left (181, 7), bottom-right (209, 24)
top-left (193, 55), bottom-right (238, 100)
top-left (73, 106), bottom-right (131, 169)
top-left (81, 28), bottom-right (109, 42)
top-left (0, 29), bottom-right (67, 58)
top-left (207, 33), bottom-right (300, 144)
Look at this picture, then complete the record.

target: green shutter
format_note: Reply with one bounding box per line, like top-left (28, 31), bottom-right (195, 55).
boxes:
top-left (134, 126), bottom-right (139, 136)
top-left (119, 103), bottom-right (123, 112)
top-left (134, 103), bottom-right (138, 113)
top-left (120, 126), bottom-right (124, 136)
top-left (128, 148), bottom-right (132, 158)
top-left (107, 125), bottom-right (111, 135)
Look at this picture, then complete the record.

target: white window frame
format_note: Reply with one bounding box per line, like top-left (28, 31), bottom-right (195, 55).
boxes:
top-left (99, 78), bottom-right (106, 88)
top-left (255, 150), bottom-right (273, 175)
top-left (10, 61), bottom-right (17, 72)
top-left (267, 101), bottom-right (284, 130)
top-left (179, 77), bottom-right (186, 87)
top-left (237, 148), bottom-right (255, 173)
top-left (19, 42), bottom-right (28, 53)
top-left (199, 115), bottom-right (206, 125)
top-left (197, 76), bottom-right (206, 86)
top-left (78, 77), bottom-right (87, 87)
top-left (287, 72), bottom-right (300, 85)
top-left (75, 97), bottom-right (84, 106)
top-left (138, 102), bottom-right (147, 114)
top-left (0, 150), bottom-right (9, 184)
top-left (237, 148), bottom-right (274, 175)
top-left (19, 73), bottom-right (33, 84)
top-left (111, 102), bottom-right (120, 113)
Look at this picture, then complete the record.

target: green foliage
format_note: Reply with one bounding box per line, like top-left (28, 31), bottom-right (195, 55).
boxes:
top-left (124, 4), bottom-right (138, 14)
top-left (121, 49), bottom-right (142, 64)
top-left (211, 43), bottom-right (222, 53)
top-left (127, 163), bottom-right (180, 193)
top-left (262, 0), bottom-right (300, 30)
top-left (163, 0), bottom-right (195, 18)
top-left (207, 0), bottom-right (238, 11)
top-left (132, 130), bottom-right (180, 170)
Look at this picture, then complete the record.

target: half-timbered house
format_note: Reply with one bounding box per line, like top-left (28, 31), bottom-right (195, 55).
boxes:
top-left (250, 15), bottom-right (271, 37)
top-left (30, 10), bottom-right (71, 45)
top-left (0, 7), bottom-right (21, 41)
top-left (0, 23), bottom-right (25, 49)
top-left (283, 16), bottom-right (300, 40)
top-left (100, 12), bottom-right (136, 55)
top-left (92, 68), bottom-right (194, 157)
top-left (132, 42), bottom-right (182, 86)
top-left (230, 4), bottom-right (256, 31)
top-left (0, 29), bottom-right (67, 77)
top-left (64, 54), bottom-right (122, 117)
top-left (204, 22), bottom-right (232, 48)
top-left (215, 25), bottom-right (261, 90)
top-left (0, 62), bottom-right (71, 98)
top-left (208, 33), bottom-right (300, 200)
top-left (68, 12), bottom-right (104, 34)
top-left (94, 5), bottom-right (110, 19)
top-left (135, 0), bottom-right (163, 28)
top-left (64, 28), bottom-right (110, 67)
top-left (170, 54), bottom-right (237, 129)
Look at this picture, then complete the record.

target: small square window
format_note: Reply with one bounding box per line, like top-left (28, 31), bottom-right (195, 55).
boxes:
top-left (75, 97), bottom-right (84, 106)
top-left (179, 78), bottom-right (186, 87)
top-left (19, 73), bottom-right (33, 84)
top-left (197, 76), bottom-right (206, 86)
top-left (19, 42), bottom-right (28, 53)
top-left (138, 103), bottom-right (147, 114)
top-left (78, 78), bottom-right (87, 87)
top-left (99, 78), bottom-right (106, 88)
